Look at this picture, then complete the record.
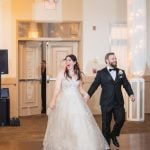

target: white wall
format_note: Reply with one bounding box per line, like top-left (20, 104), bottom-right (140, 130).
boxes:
top-left (83, 0), bottom-right (127, 75)
top-left (62, 0), bottom-right (82, 21)
top-left (1, 0), bottom-right (150, 76)
top-left (0, 0), bottom-right (82, 77)
top-left (32, 0), bottom-right (62, 21)
top-left (0, 0), bottom-right (12, 77)
top-left (32, 0), bottom-right (82, 21)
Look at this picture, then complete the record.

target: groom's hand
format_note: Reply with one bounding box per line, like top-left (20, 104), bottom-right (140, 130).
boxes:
top-left (130, 95), bottom-right (135, 102)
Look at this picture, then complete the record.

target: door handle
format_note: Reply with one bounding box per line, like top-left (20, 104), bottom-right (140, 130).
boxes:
top-left (46, 75), bottom-right (50, 83)
top-left (46, 77), bottom-right (56, 83)
top-left (46, 74), bottom-right (56, 83)
top-left (49, 78), bottom-right (56, 81)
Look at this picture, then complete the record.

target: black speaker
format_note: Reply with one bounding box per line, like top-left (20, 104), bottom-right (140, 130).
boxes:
top-left (10, 118), bottom-right (20, 126)
top-left (0, 88), bottom-right (10, 126)
top-left (0, 49), bottom-right (8, 74)
top-left (0, 88), bottom-right (9, 98)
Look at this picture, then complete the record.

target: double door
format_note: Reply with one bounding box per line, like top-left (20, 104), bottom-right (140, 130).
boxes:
top-left (18, 41), bottom-right (78, 116)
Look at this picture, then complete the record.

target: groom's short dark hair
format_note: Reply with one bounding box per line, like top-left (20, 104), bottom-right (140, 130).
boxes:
top-left (105, 52), bottom-right (115, 63)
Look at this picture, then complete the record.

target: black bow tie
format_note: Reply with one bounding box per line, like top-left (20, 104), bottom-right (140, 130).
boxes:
top-left (109, 68), bottom-right (116, 72)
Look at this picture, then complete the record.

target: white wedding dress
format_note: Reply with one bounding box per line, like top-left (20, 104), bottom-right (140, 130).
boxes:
top-left (43, 78), bottom-right (109, 150)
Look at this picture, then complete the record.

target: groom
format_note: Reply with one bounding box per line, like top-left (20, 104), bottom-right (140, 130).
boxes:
top-left (87, 52), bottom-right (135, 148)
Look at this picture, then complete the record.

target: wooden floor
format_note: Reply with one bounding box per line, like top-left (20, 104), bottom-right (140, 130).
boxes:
top-left (0, 133), bottom-right (150, 150)
top-left (0, 114), bottom-right (150, 150)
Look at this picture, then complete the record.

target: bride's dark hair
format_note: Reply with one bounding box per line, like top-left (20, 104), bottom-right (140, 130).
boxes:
top-left (64, 54), bottom-right (82, 81)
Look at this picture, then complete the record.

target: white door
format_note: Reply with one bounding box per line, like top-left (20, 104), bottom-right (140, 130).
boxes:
top-left (18, 41), bottom-right (42, 116)
top-left (46, 41), bottom-right (78, 108)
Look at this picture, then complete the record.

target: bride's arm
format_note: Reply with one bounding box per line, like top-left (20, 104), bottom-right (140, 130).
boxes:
top-left (79, 81), bottom-right (90, 102)
top-left (48, 71), bottom-right (63, 109)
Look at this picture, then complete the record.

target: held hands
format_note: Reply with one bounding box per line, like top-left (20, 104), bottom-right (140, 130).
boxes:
top-left (83, 93), bottom-right (90, 103)
top-left (130, 94), bottom-right (136, 102)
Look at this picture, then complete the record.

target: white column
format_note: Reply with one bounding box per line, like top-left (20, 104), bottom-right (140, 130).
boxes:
top-left (127, 78), bottom-right (145, 121)
top-left (127, 0), bottom-right (147, 121)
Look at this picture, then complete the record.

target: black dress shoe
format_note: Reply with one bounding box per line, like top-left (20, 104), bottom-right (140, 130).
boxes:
top-left (111, 136), bottom-right (120, 147)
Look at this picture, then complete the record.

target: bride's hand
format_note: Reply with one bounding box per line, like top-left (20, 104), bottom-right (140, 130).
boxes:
top-left (47, 107), bottom-right (51, 115)
top-left (49, 101), bottom-right (56, 110)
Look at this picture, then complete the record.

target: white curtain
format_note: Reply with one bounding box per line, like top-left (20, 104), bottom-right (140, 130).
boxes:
top-left (110, 23), bottom-right (128, 72)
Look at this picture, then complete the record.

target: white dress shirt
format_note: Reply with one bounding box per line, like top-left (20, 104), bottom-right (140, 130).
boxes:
top-left (107, 66), bottom-right (116, 81)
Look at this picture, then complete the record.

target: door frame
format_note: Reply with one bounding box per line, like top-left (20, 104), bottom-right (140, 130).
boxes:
top-left (17, 21), bottom-right (82, 117)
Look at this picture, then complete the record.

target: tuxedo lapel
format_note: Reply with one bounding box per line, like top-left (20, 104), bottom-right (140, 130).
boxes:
top-left (115, 68), bottom-right (119, 83)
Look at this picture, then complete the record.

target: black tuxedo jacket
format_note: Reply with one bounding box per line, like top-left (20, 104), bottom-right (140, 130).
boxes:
top-left (88, 67), bottom-right (134, 108)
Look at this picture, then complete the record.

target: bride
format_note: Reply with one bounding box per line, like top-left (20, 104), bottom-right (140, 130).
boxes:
top-left (43, 54), bottom-right (109, 150)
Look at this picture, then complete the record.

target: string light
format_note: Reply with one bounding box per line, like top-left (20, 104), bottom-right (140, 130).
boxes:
top-left (127, 0), bottom-right (146, 76)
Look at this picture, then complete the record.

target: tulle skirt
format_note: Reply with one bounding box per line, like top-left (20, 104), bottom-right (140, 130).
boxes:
top-left (43, 90), bottom-right (109, 150)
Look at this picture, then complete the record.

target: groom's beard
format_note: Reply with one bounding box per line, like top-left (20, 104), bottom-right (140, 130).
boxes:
top-left (109, 62), bottom-right (117, 68)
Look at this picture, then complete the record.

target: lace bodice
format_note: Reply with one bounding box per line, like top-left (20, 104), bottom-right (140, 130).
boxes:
top-left (61, 78), bottom-right (80, 92)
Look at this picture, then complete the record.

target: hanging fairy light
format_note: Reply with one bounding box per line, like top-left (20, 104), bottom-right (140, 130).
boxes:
top-left (127, 0), bottom-right (147, 76)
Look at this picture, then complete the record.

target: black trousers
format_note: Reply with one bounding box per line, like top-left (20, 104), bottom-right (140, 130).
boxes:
top-left (101, 105), bottom-right (125, 143)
